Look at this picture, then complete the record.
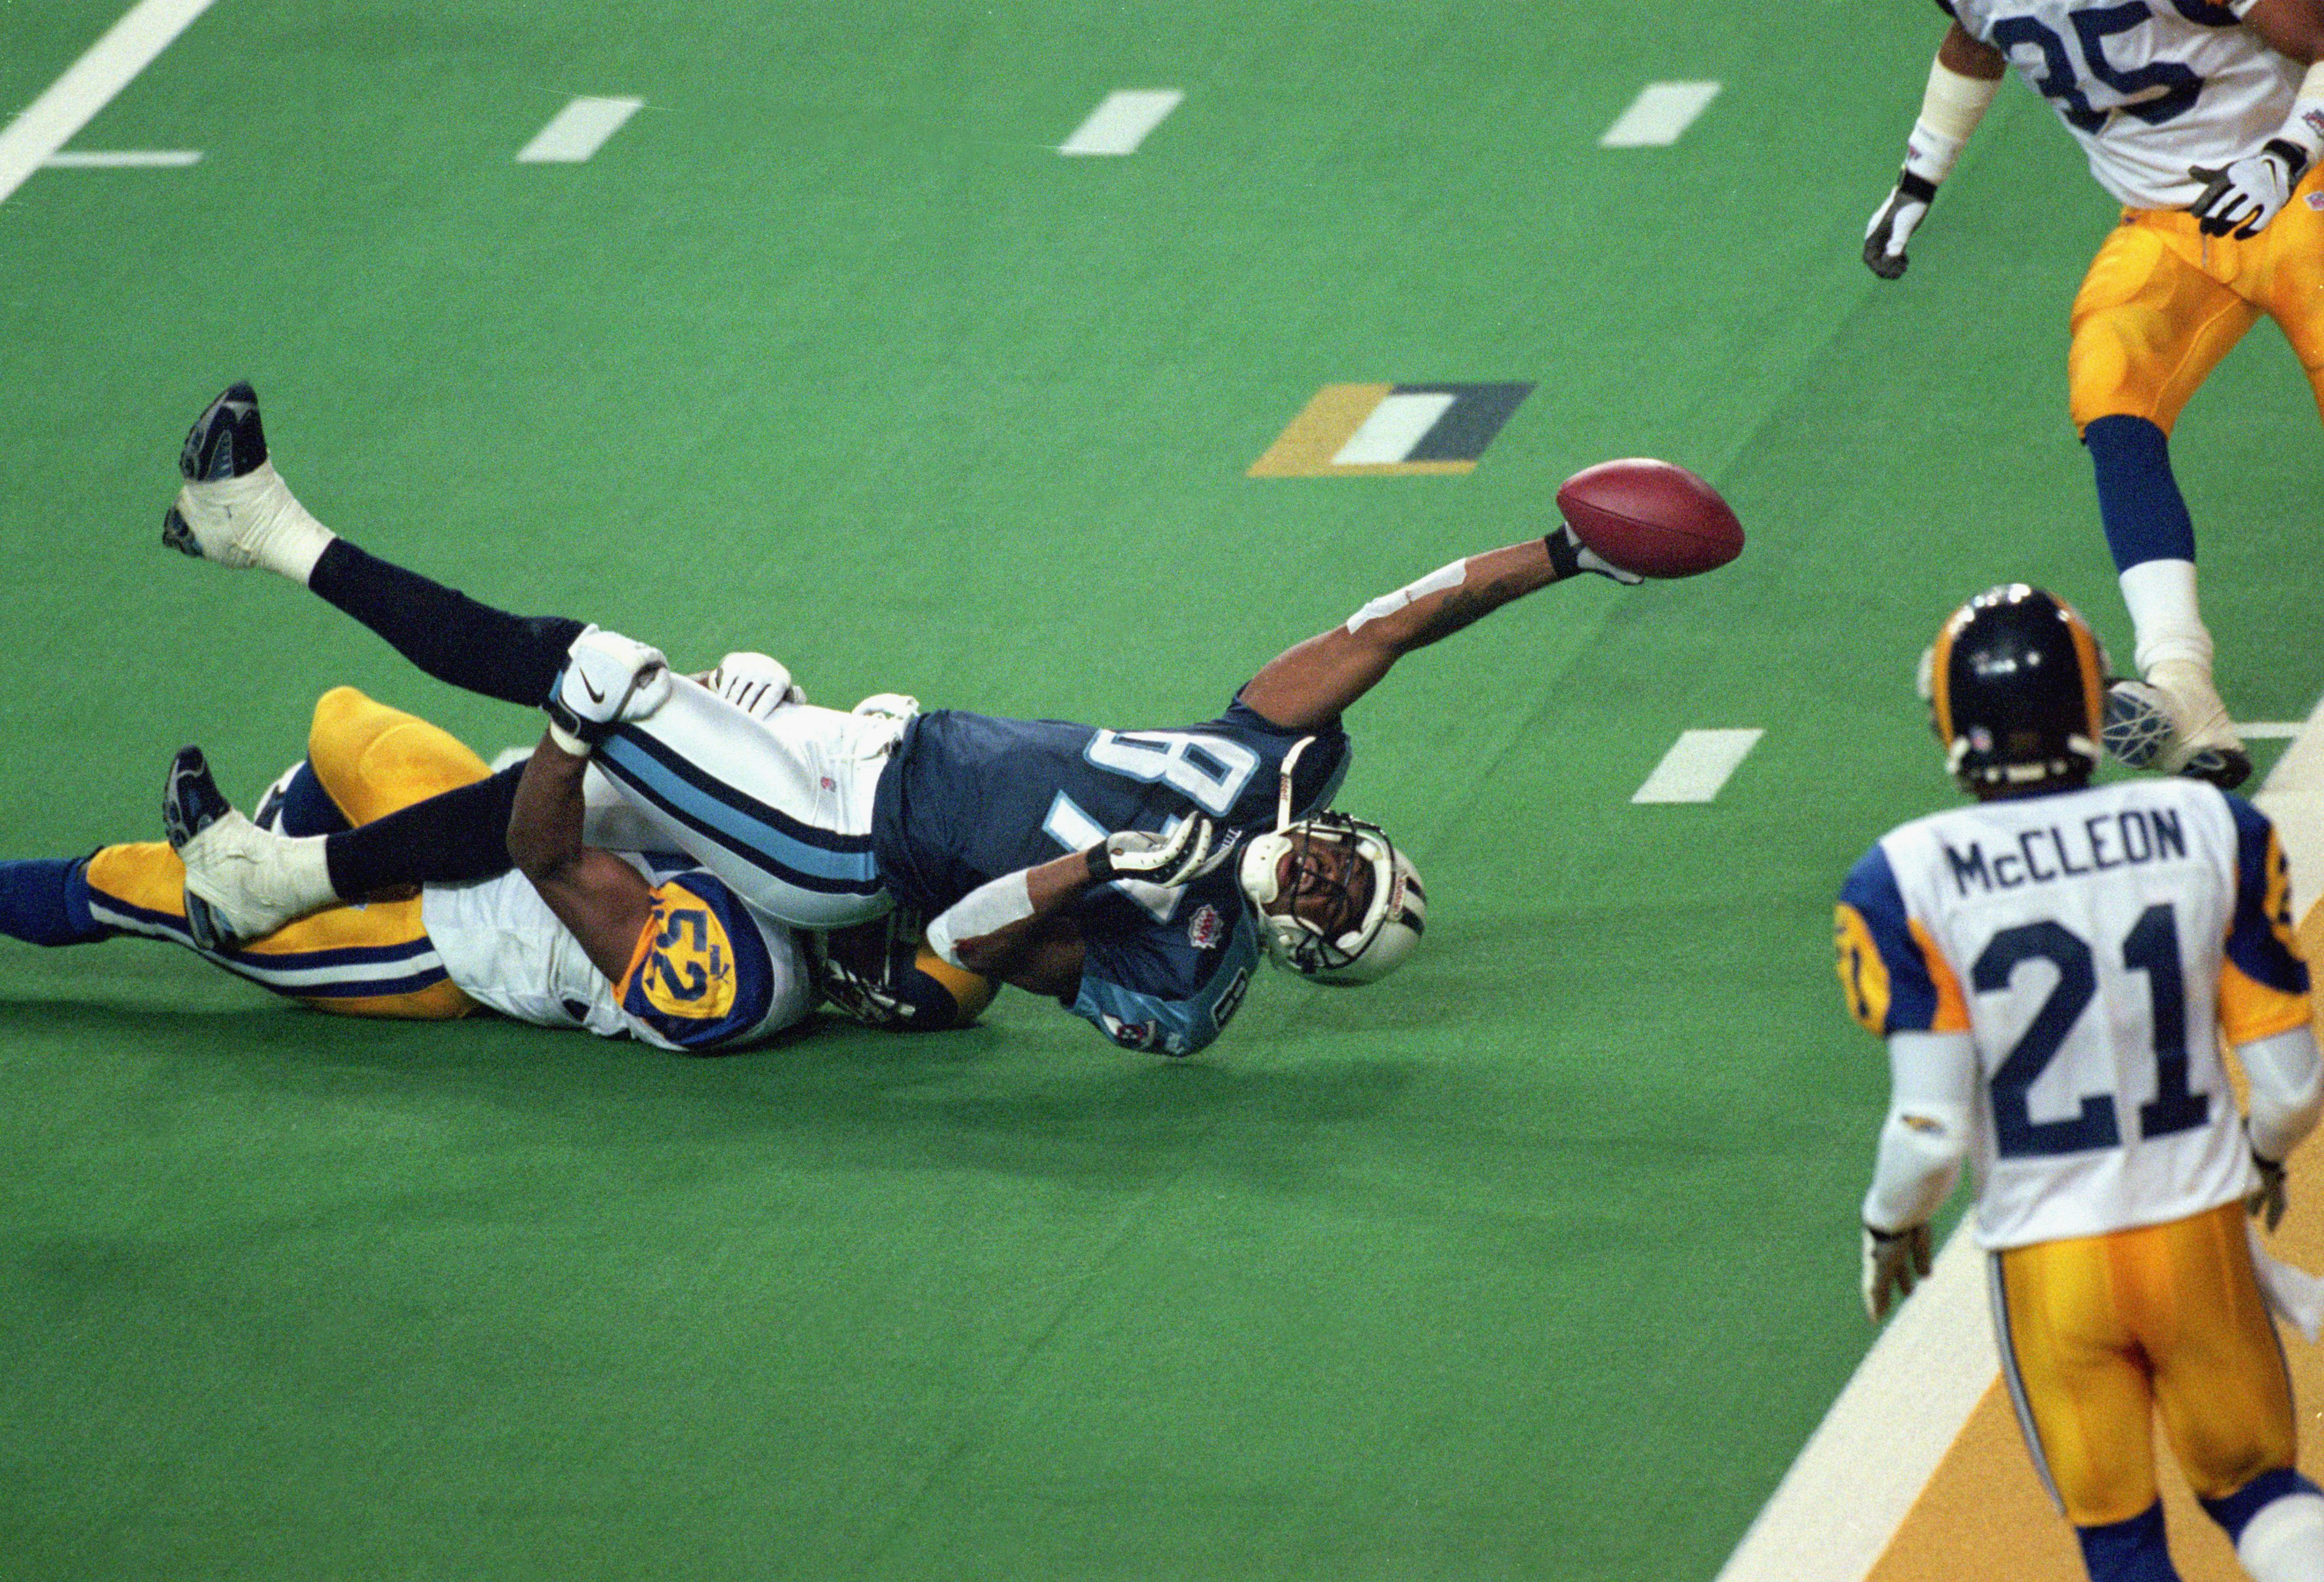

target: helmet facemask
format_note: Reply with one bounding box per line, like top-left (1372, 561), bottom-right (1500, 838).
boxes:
top-left (1236, 740), bottom-right (1425, 985)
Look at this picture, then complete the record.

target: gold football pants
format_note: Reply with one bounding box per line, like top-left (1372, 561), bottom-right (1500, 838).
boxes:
top-left (1992, 1199), bottom-right (2297, 1527)
top-left (79, 687), bottom-right (489, 1018)
top-left (2069, 166), bottom-right (2324, 434)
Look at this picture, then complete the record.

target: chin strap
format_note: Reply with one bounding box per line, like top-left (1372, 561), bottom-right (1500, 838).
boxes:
top-left (1274, 736), bottom-right (1315, 833)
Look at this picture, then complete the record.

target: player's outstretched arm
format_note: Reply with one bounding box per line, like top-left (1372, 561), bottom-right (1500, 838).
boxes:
top-left (1240, 533), bottom-right (1630, 732)
top-left (1863, 25), bottom-right (2003, 280)
top-left (507, 730), bottom-right (656, 982)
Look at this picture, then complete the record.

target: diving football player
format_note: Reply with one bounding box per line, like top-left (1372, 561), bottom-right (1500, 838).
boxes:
top-left (1863, 0), bottom-right (2324, 789)
top-left (1838, 585), bottom-right (2324, 1581)
top-left (152, 382), bottom-right (1637, 1056)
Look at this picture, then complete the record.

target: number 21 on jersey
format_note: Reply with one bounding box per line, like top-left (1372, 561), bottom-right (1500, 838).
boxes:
top-left (1975, 902), bottom-right (2209, 1159)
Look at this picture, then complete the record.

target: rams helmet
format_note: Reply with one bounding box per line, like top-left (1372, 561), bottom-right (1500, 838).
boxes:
top-left (1919, 585), bottom-right (2107, 794)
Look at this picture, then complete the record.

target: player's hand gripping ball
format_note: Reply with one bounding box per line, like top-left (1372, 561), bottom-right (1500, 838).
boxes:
top-left (1555, 459), bottom-right (1744, 579)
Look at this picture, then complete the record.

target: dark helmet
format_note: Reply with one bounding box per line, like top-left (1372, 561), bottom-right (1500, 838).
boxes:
top-left (1918, 585), bottom-right (2107, 793)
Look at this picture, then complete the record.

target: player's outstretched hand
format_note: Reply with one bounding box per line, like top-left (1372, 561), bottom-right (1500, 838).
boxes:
top-left (2189, 142), bottom-right (2307, 238)
top-left (1088, 818), bottom-right (1225, 889)
top-left (708, 650), bottom-right (805, 720)
top-left (545, 627), bottom-right (672, 752)
top-left (1861, 1221), bottom-right (1933, 1322)
top-left (1863, 173), bottom-right (1937, 280)
top-left (2249, 1148), bottom-right (2290, 1232)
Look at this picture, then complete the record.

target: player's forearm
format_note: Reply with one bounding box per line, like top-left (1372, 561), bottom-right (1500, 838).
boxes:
top-left (1861, 1031), bottom-right (1977, 1231)
top-left (2243, 1025), bottom-right (2324, 1161)
top-left (1351, 540), bottom-right (1560, 656)
top-left (507, 733), bottom-right (589, 881)
top-left (507, 732), bottom-right (657, 981)
top-left (1905, 35), bottom-right (2003, 176)
top-left (927, 852), bottom-right (1099, 975)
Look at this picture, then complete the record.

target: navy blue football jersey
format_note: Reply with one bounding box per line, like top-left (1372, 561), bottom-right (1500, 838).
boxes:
top-left (870, 698), bottom-right (1349, 1054)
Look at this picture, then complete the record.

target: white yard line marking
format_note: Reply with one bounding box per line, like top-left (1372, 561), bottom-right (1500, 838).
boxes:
top-left (1330, 392), bottom-right (1456, 467)
top-left (1630, 728), bottom-right (1762, 803)
top-left (2252, 694), bottom-right (2324, 925)
top-left (515, 96), bottom-right (644, 164)
top-left (1058, 89), bottom-right (1185, 156)
top-left (2239, 722), bottom-right (2307, 740)
top-left (1717, 692), bottom-right (2324, 1582)
top-left (0, 0), bottom-right (218, 207)
top-left (43, 148), bottom-right (199, 167)
top-left (1713, 1226), bottom-right (1995, 1582)
top-left (1598, 81), bottom-right (1722, 148)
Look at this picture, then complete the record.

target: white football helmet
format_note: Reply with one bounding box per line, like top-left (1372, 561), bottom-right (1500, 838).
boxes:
top-left (1235, 741), bottom-right (1426, 984)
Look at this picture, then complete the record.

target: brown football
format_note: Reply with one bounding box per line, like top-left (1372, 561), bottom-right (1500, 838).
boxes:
top-left (1555, 459), bottom-right (1743, 579)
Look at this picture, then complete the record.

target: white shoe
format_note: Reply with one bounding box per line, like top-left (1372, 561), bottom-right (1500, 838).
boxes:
top-left (2103, 659), bottom-right (2250, 789)
top-left (160, 383), bottom-right (334, 581)
top-left (164, 747), bottom-right (334, 948)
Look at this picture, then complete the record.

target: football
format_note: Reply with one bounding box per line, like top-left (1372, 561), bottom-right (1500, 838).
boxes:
top-left (1555, 458), bottom-right (1743, 579)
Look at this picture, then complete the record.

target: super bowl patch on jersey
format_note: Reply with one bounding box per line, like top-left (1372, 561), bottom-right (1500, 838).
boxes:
top-left (1187, 904), bottom-right (1225, 950)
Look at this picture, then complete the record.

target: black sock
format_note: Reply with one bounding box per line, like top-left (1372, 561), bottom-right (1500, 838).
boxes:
top-left (308, 539), bottom-right (588, 706)
top-left (323, 764), bottom-right (526, 898)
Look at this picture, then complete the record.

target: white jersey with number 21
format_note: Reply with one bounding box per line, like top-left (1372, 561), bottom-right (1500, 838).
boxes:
top-left (1836, 776), bottom-right (2310, 1249)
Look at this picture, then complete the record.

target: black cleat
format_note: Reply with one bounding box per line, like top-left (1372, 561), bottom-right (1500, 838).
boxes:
top-left (163, 747), bottom-right (235, 949)
top-left (177, 381), bottom-right (268, 484)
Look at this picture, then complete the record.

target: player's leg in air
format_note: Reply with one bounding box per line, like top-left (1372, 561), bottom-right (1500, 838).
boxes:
top-left (0, 688), bottom-right (488, 1018)
top-left (2075, 133), bottom-right (2324, 793)
top-left (158, 384), bottom-right (898, 936)
top-left (2068, 213), bottom-right (2267, 790)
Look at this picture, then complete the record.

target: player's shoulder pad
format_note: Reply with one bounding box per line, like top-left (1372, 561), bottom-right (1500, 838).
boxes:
top-left (617, 873), bottom-right (780, 1051)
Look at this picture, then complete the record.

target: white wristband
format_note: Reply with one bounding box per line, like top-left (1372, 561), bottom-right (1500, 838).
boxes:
top-left (1918, 57), bottom-right (2000, 148)
top-left (925, 869), bottom-right (1037, 968)
top-left (1345, 558), bottom-right (1466, 635)
top-left (545, 721), bottom-right (593, 757)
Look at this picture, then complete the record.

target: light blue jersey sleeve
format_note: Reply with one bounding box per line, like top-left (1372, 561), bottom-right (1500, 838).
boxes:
top-left (1071, 910), bottom-right (1261, 1057)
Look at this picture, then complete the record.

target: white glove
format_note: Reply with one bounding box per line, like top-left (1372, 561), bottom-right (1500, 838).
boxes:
top-left (1086, 818), bottom-right (1226, 888)
top-left (708, 650), bottom-right (805, 720)
top-left (852, 692), bottom-right (921, 722)
top-left (2189, 140), bottom-right (2308, 239)
top-left (1862, 1222), bottom-right (1933, 1322)
top-left (545, 627), bottom-right (671, 753)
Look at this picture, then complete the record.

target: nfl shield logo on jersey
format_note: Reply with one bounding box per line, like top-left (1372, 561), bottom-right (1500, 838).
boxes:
top-left (1187, 904), bottom-right (1224, 950)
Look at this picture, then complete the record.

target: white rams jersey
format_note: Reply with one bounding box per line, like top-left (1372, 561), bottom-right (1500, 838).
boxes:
top-left (1837, 777), bottom-right (2310, 1249)
top-left (1941, 0), bottom-right (2300, 207)
top-left (421, 856), bottom-right (813, 1052)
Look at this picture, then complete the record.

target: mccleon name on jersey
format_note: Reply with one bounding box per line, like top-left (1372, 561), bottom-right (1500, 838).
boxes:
top-left (1838, 774), bottom-right (2310, 1249)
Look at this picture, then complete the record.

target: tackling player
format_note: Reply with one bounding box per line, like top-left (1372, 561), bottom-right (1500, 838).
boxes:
top-left (149, 382), bottom-right (1638, 1056)
top-left (1838, 585), bottom-right (2324, 1581)
top-left (1863, 0), bottom-right (2324, 789)
top-left (0, 686), bottom-right (989, 1049)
